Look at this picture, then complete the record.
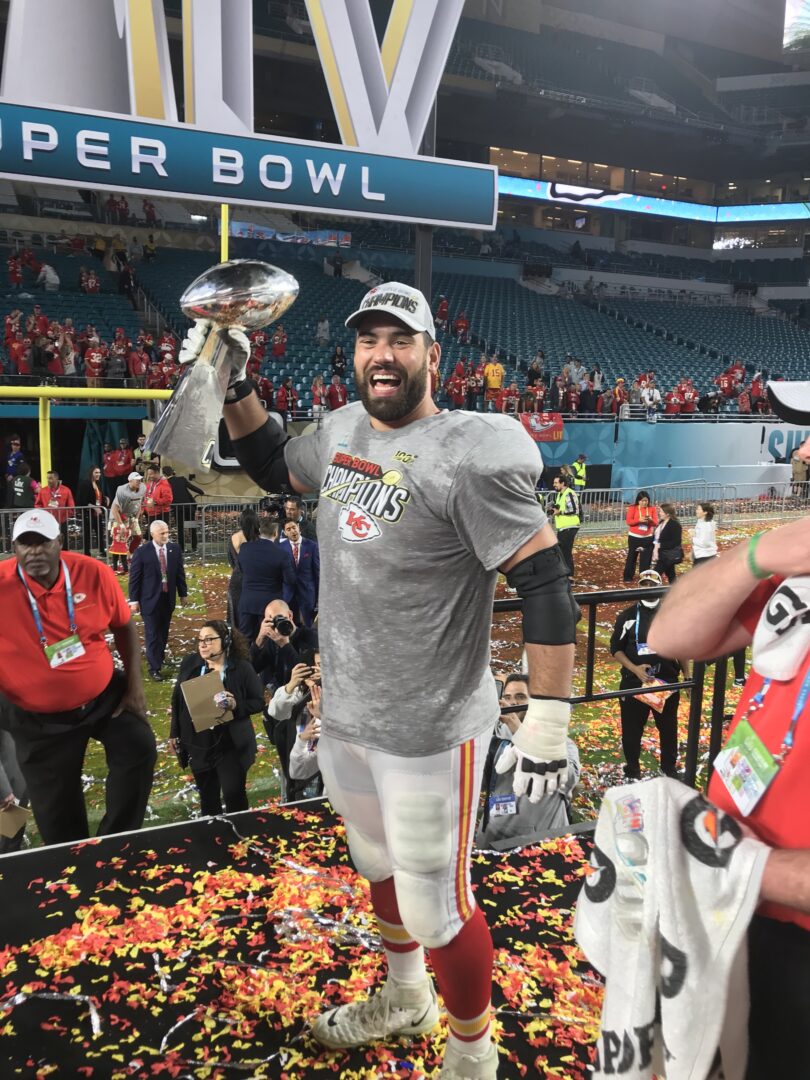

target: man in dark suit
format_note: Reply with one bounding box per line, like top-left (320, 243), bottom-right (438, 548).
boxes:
top-left (128, 518), bottom-right (188, 680)
top-left (279, 519), bottom-right (319, 627)
top-left (283, 494), bottom-right (316, 541)
top-left (162, 465), bottom-right (204, 552)
top-left (237, 519), bottom-right (296, 641)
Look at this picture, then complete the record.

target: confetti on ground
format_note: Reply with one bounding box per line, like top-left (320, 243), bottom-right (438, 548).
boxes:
top-left (0, 802), bottom-right (599, 1078)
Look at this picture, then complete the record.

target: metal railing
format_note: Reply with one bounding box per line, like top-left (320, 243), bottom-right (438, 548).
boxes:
top-left (494, 585), bottom-right (730, 793)
top-left (0, 505), bottom-right (110, 558)
top-left (1, 483), bottom-right (803, 563)
top-left (556, 480), bottom-right (809, 535)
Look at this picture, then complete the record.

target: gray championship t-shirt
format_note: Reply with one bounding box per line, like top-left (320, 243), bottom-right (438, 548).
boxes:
top-left (112, 482), bottom-right (146, 519)
top-left (285, 403), bottom-right (546, 756)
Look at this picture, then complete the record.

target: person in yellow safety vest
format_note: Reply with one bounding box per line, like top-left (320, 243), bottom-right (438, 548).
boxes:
top-left (570, 454), bottom-right (587, 490)
top-left (551, 473), bottom-right (580, 578)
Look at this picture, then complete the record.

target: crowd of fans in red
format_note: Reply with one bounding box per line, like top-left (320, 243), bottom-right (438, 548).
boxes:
top-left (1, 265), bottom-right (772, 420)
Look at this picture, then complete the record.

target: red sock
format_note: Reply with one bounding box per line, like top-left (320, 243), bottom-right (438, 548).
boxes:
top-left (428, 905), bottom-right (493, 1044)
top-left (370, 878), bottom-right (426, 983)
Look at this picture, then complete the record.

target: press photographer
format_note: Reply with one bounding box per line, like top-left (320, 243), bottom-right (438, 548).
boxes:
top-left (249, 599), bottom-right (318, 689)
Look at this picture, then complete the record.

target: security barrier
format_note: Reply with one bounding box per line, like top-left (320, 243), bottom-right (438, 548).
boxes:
top-left (0, 504), bottom-right (110, 557)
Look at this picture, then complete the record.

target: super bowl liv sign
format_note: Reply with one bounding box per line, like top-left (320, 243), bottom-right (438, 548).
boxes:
top-left (0, 0), bottom-right (497, 229)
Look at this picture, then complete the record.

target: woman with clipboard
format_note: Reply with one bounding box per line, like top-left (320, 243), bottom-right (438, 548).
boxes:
top-left (170, 620), bottom-right (264, 816)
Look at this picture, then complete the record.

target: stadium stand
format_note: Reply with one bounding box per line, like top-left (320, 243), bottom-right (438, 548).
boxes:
top-left (607, 298), bottom-right (810, 377)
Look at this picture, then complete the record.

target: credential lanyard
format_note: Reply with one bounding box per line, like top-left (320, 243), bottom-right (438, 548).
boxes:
top-left (743, 669), bottom-right (810, 763)
top-left (18, 559), bottom-right (77, 647)
top-left (635, 604), bottom-right (647, 649)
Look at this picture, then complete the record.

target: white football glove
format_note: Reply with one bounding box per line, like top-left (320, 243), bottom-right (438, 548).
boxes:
top-left (495, 697), bottom-right (570, 802)
top-left (178, 317), bottom-right (251, 391)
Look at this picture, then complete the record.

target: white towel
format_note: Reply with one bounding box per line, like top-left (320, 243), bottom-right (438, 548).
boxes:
top-left (575, 778), bottom-right (769, 1080)
top-left (751, 575), bottom-right (810, 681)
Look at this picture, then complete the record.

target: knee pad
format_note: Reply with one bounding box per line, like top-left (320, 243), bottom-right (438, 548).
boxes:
top-left (388, 792), bottom-right (456, 948)
top-left (344, 824), bottom-right (392, 883)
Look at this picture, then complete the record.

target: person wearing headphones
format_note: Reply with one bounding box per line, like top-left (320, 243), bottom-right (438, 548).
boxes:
top-left (170, 620), bottom-right (264, 817)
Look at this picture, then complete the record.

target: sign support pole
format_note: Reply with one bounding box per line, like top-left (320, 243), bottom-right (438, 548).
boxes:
top-left (414, 101), bottom-right (436, 305)
top-left (221, 204), bottom-right (229, 262)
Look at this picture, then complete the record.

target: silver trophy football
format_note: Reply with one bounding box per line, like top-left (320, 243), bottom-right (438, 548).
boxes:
top-left (144, 259), bottom-right (299, 471)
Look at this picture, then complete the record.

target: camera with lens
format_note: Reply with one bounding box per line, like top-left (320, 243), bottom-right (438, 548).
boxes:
top-left (271, 613), bottom-right (295, 637)
top-left (258, 495), bottom-right (283, 518)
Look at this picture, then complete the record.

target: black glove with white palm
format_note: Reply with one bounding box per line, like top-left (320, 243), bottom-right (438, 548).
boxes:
top-left (494, 696), bottom-right (570, 802)
top-left (178, 318), bottom-right (252, 402)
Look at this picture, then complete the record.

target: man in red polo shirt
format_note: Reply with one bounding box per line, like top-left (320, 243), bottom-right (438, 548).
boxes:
top-left (0, 509), bottom-right (154, 845)
top-left (649, 377), bottom-right (810, 1077)
top-left (34, 470), bottom-right (75, 544)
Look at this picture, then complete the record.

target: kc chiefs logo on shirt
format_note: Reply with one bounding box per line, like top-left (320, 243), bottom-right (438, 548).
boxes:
top-left (322, 451), bottom-right (411, 542)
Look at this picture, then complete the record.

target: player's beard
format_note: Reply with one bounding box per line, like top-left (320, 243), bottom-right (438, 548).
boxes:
top-left (356, 357), bottom-right (430, 423)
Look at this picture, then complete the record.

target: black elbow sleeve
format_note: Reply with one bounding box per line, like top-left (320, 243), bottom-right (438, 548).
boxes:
top-left (505, 545), bottom-right (580, 646)
top-left (230, 418), bottom-right (291, 492)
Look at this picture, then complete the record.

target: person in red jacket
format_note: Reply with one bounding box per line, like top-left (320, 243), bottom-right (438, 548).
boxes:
top-left (275, 376), bottom-right (299, 415)
top-left (84, 337), bottom-right (107, 388)
top-left (444, 361), bottom-right (466, 410)
top-left (623, 490), bottom-right (659, 582)
top-left (326, 373), bottom-right (348, 410)
top-left (142, 464), bottom-right (172, 521)
top-left (715, 370), bottom-right (737, 399)
top-left (271, 324), bottom-right (288, 359)
top-left (7, 254), bottom-right (22, 290)
top-left (256, 374), bottom-right (275, 410)
top-left (31, 305), bottom-right (49, 338)
top-left (435, 296), bottom-right (449, 332)
top-left (128, 343), bottom-right (150, 384)
top-left (727, 358), bottom-right (745, 382)
top-left (146, 362), bottom-right (168, 390)
top-left (157, 332), bottom-right (176, 362)
top-left (9, 331), bottom-right (30, 376)
top-left (452, 311), bottom-right (469, 344)
top-left (500, 380), bottom-right (520, 416)
top-left (34, 470), bottom-right (75, 543)
top-left (311, 374), bottom-right (328, 418)
top-left (45, 337), bottom-right (64, 377)
top-left (750, 371), bottom-right (766, 413)
top-left (613, 377), bottom-right (628, 413)
top-left (85, 270), bottom-right (101, 294)
top-left (681, 381), bottom-right (699, 415)
top-left (664, 388), bottom-right (683, 415)
top-left (564, 383), bottom-right (580, 415)
top-left (101, 442), bottom-right (119, 501)
top-left (249, 329), bottom-right (267, 361)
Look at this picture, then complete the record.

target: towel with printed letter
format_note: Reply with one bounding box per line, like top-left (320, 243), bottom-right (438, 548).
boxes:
top-left (574, 778), bottom-right (768, 1080)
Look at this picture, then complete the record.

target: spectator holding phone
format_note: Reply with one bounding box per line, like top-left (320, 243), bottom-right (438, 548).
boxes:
top-left (170, 620), bottom-right (264, 816)
top-left (264, 649), bottom-right (324, 801)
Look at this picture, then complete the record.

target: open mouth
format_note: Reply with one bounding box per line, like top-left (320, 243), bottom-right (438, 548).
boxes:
top-left (369, 370), bottom-right (403, 395)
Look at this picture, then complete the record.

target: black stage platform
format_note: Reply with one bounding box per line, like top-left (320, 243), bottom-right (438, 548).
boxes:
top-left (0, 801), bottom-right (600, 1078)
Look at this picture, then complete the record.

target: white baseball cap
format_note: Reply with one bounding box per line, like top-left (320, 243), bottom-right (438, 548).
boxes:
top-left (345, 282), bottom-right (435, 339)
top-left (12, 509), bottom-right (60, 542)
top-left (128, 471), bottom-right (142, 481)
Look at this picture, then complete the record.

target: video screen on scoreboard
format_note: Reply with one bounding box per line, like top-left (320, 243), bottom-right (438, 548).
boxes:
top-left (784, 0), bottom-right (810, 49)
top-left (497, 177), bottom-right (717, 222)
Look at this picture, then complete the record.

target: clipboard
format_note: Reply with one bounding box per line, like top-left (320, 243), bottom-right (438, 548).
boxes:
top-left (0, 804), bottom-right (32, 837)
top-left (180, 669), bottom-right (234, 732)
